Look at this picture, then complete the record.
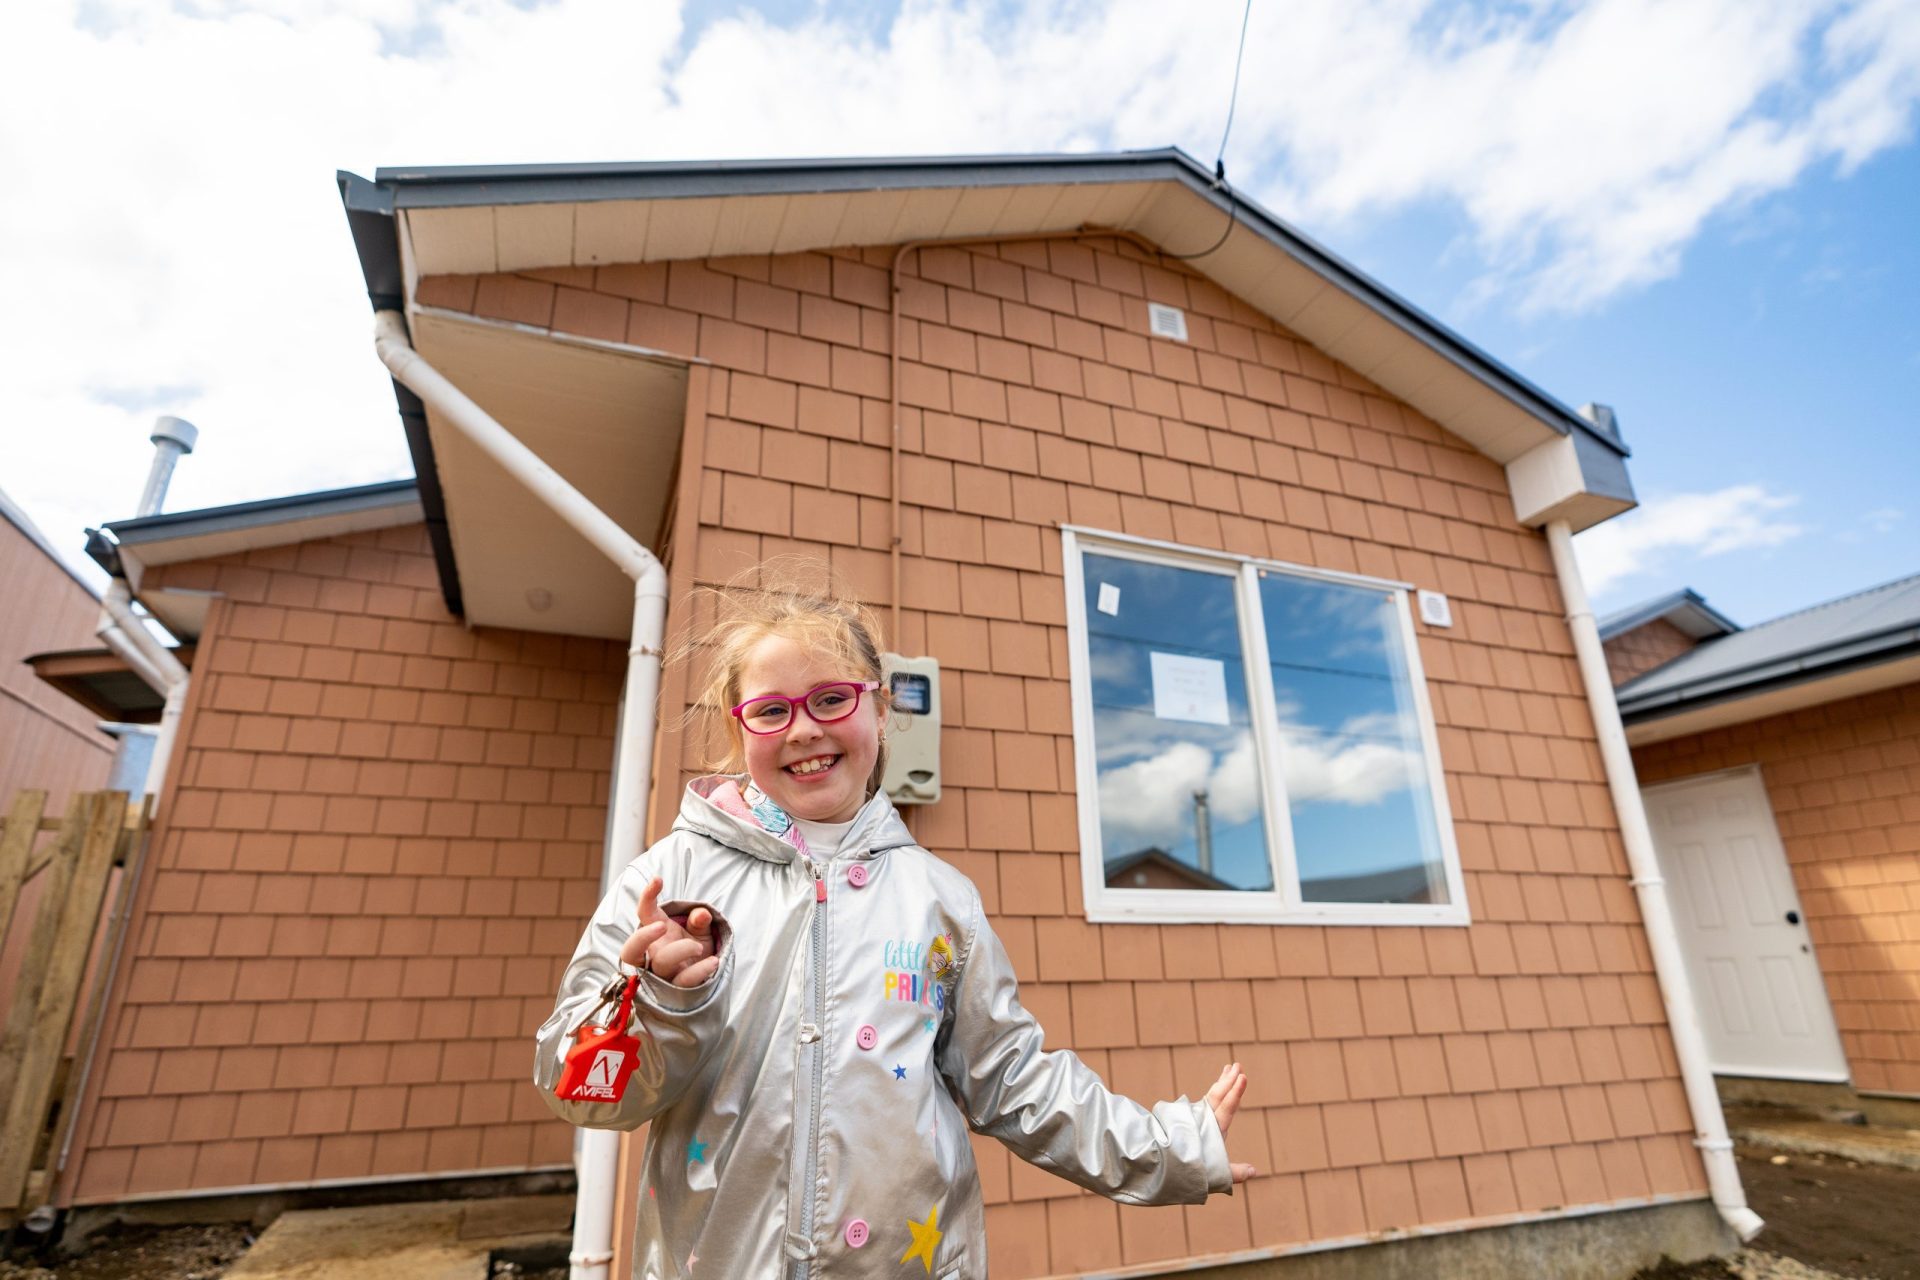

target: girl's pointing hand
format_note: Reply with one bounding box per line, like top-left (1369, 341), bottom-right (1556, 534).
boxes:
top-left (1203, 1062), bottom-right (1258, 1184)
top-left (619, 876), bottom-right (720, 988)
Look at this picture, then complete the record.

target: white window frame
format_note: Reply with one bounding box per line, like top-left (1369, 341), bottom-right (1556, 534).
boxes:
top-left (1062, 526), bottom-right (1469, 927)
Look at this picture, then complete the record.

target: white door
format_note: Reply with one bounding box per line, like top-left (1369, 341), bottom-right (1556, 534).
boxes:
top-left (1643, 767), bottom-right (1850, 1081)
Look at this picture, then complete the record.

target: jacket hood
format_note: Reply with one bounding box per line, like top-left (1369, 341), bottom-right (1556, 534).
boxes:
top-left (676, 775), bottom-right (916, 863)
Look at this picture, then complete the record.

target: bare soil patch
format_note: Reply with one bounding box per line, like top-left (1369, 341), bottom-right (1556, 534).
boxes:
top-left (0, 1224), bottom-right (249, 1280)
top-left (1733, 1144), bottom-right (1920, 1279)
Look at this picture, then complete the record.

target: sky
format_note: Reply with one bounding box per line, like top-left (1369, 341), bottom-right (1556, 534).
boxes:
top-left (3, 0), bottom-right (1916, 632)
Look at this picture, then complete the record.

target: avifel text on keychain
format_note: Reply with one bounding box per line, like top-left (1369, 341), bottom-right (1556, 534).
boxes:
top-left (555, 973), bottom-right (643, 1102)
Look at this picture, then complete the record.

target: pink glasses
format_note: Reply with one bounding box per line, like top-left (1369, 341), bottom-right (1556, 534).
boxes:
top-left (731, 680), bottom-right (881, 735)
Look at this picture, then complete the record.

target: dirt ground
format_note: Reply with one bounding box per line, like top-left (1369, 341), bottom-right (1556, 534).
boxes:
top-left (1731, 1144), bottom-right (1920, 1279)
top-left (0, 1224), bottom-right (250, 1280)
top-left (1633, 1146), bottom-right (1920, 1280)
top-left (5, 1148), bottom-right (1914, 1278)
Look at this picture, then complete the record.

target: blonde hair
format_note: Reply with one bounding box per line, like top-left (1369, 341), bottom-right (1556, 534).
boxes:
top-left (676, 558), bottom-right (892, 797)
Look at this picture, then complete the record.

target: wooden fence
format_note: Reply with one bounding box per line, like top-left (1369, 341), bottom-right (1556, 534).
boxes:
top-left (0, 790), bottom-right (151, 1224)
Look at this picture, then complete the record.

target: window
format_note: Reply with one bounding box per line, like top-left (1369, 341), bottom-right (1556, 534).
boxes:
top-left (1063, 528), bottom-right (1467, 925)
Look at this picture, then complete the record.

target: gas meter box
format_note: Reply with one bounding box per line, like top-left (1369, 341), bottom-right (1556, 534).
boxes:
top-left (880, 654), bottom-right (940, 805)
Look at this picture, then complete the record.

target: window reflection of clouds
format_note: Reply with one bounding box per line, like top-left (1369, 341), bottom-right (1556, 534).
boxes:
top-left (1259, 573), bottom-right (1445, 905)
top-left (1083, 554), bottom-right (1269, 892)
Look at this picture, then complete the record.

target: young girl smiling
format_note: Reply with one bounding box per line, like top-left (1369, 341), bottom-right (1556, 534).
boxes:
top-left (537, 576), bottom-right (1252, 1277)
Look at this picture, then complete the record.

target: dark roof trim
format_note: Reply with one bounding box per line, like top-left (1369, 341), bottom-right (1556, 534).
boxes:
top-left (338, 171), bottom-right (461, 616)
top-left (347, 147), bottom-right (1624, 460)
top-left (99, 478), bottom-right (419, 555)
top-left (1599, 588), bottom-right (1741, 641)
top-left (1617, 622), bottom-right (1920, 723)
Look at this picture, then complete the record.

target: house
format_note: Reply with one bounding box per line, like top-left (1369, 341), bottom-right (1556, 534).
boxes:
top-left (0, 489), bottom-right (118, 803)
top-left (48, 150), bottom-right (1759, 1277)
top-left (1605, 576), bottom-right (1920, 1112)
top-left (0, 488), bottom-right (122, 1040)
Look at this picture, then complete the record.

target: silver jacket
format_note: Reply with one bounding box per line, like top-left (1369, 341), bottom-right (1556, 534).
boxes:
top-left (535, 777), bottom-right (1232, 1278)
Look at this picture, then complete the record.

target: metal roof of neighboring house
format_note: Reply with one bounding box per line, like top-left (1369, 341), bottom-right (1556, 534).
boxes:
top-left (1, 485), bottom-right (99, 598)
top-left (88, 479), bottom-right (422, 641)
top-left (1616, 571), bottom-right (1920, 725)
top-left (97, 478), bottom-right (420, 557)
top-left (1598, 588), bottom-right (1741, 642)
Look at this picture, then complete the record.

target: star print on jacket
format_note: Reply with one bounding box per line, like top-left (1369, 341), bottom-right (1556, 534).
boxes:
top-left (893, 1064), bottom-right (907, 1080)
top-left (687, 1139), bottom-right (709, 1164)
top-left (901, 1204), bottom-right (942, 1273)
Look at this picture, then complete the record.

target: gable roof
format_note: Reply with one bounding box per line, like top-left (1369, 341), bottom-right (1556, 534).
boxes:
top-left (338, 147), bottom-right (1637, 620)
top-left (343, 149), bottom-right (1624, 456)
top-left (1598, 588), bottom-right (1741, 642)
top-left (1618, 571), bottom-right (1920, 737)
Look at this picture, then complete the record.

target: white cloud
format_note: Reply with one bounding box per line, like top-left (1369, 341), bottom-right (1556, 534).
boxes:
top-left (1097, 716), bottom-right (1418, 854)
top-left (1277, 715), bottom-right (1423, 808)
top-left (1098, 738), bottom-right (1252, 855)
top-left (3, 0), bottom-right (1915, 585)
top-left (1574, 484), bottom-right (1806, 596)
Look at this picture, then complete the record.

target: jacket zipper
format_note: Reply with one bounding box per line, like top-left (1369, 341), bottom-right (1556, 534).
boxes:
top-left (791, 856), bottom-right (827, 1279)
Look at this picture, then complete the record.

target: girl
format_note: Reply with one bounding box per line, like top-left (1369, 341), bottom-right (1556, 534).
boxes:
top-left (536, 576), bottom-right (1254, 1277)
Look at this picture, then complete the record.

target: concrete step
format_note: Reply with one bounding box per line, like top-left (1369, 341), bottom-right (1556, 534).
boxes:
top-left (225, 1193), bottom-right (572, 1280)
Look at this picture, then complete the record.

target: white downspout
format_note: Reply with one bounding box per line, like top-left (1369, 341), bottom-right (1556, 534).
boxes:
top-left (96, 416), bottom-right (199, 801)
top-left (97, 582), bottom-right (191, 794)
top-left (50, 428), bottom-right (200, 1221)
top-left (1544, 519), bottom-right (1763, 1243)
top-left (373, 310), bottom-right (667, 1280)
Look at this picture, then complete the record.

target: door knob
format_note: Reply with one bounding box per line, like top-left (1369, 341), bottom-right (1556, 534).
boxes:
top-left (1785, 910), bottom-right (1801, 925)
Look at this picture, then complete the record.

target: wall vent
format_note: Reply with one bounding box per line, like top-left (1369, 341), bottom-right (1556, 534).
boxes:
top-left (1417, 590), bottom-right (1454, 628)
top-left (1147, 303), bottom-right (1188, 342)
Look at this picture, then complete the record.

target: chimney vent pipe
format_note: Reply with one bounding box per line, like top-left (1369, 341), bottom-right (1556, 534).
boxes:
top-left (137, 416), bottom-right (198, 518)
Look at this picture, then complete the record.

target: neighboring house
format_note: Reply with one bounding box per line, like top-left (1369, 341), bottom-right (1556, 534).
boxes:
top-left (0, 489), bottom-right (122, 1038)
top-left (0, 489), bottom-right (116, 802)
top-left (51, 151), bottom-right (1754, 1277)
top-left (1605, 576), bottom-right (1920, 1106)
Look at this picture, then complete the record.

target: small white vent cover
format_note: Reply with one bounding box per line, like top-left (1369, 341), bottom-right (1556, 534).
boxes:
top-left (1147, 303), bottom-right (1189, 342)
top-left (1417, 590), bottom-right (1453, 628)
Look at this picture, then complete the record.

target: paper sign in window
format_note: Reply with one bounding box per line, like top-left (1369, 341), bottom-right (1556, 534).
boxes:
top-left (1149, 651), bottom-right (1230, 726)
top-left (1096, 582), bottom-right (1121, 616)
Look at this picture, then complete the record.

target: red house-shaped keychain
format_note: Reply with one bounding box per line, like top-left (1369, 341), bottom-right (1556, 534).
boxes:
top-left (555, 974), bottom-right (643, 1102)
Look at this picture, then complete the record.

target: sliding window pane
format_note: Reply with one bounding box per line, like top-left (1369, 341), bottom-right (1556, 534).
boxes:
top-left (1082, 553), bottom-right (1271, 892)
top-left (1258, 571), bottom-right (1447, 905)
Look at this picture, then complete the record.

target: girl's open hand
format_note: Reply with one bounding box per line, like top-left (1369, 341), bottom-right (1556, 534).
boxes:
top-left (1203, 1062), bottom-right (1258, 1184)
top-left (619, 876), bottom-right (720, 988)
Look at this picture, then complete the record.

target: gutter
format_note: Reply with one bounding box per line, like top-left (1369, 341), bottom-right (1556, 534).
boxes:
top-left (1544, 520), bottom-right (1763, 1243)
top-left (1619, 625), bottom-right (1920, 722)
top-left (371, 310), bottom-right (666, 1280)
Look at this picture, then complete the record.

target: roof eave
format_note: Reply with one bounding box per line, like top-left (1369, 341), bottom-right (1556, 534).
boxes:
top-left (94, 480), bottom-right (426, 613)
top-left (1619, 625), bottom-right (1920, 721)
top-left (347, 148), bottom-right (1623, 457)
top-left (1599, 588), bottom-right (1742, 642)
top-left (337, 149), bottom-right (1636, 613)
